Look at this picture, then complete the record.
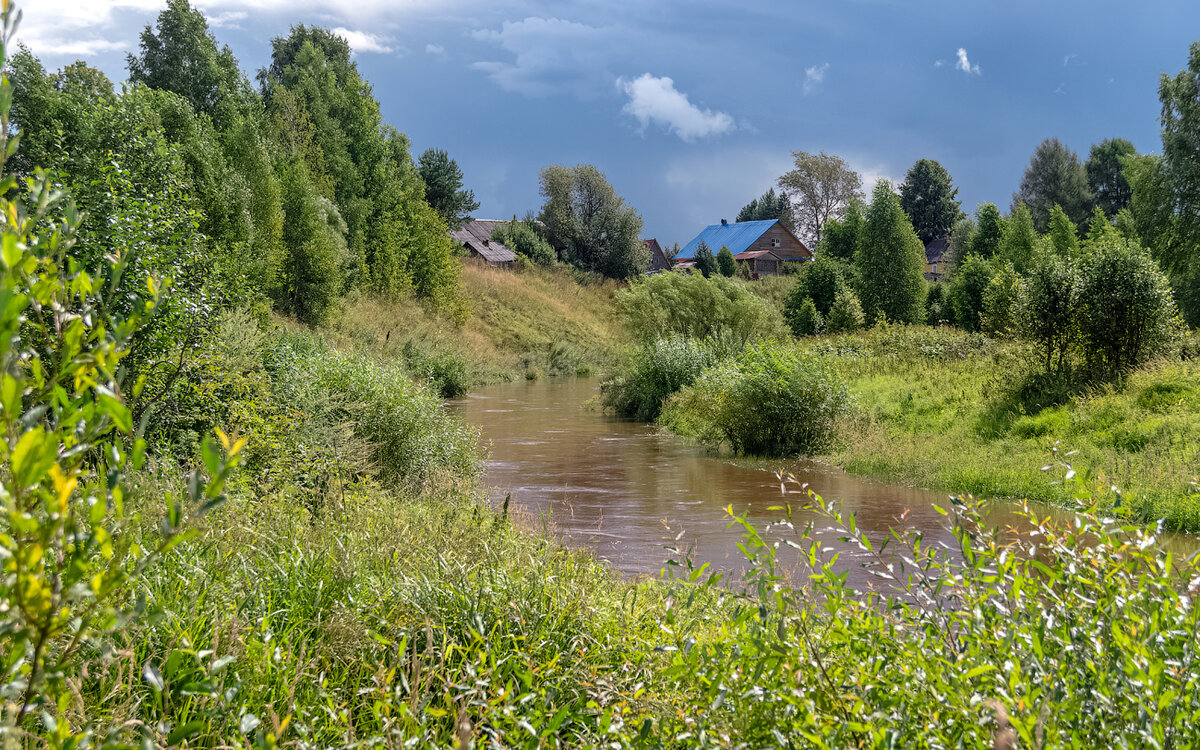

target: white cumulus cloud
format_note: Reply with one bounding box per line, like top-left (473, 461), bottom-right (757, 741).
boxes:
top-left (618, 73), bottom-right (735, 142)
top-left (331, 27), bottom-right (396, 55)
top-left (207, 10), bottom-right (247, 28)
top-left (955, 47), bottom-right (980, 75)
top-left (426, 43), bottom-right (445, 54)
top-left (803, 62), bottom-right (829, 95)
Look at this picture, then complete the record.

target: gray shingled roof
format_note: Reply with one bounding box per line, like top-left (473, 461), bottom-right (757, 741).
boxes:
top-left (924, 237), bottom-right (950, 264)
top-left (451, 219), bottom-right (518, 263)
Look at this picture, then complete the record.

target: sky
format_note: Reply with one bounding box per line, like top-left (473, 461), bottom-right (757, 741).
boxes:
top-left (18, 0), bottom-right (1200, 247)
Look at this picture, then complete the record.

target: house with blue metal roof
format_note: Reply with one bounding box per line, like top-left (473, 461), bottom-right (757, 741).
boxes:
top-left (675, 219), bottom-right (812, 269)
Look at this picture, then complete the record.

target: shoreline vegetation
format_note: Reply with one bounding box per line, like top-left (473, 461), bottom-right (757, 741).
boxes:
top-left (5, 0), bottom-right (1200, 745)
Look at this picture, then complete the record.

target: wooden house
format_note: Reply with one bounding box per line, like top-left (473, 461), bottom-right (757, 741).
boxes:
top-left (734, 249), bottom-right (783, 279)
top-left (644, 238), bottom-right (672, 272)
top-left (450, 219), bottom-right (517, 265)
top-left (924, 237), bottom-right (950, 281)
top-left (675, 219), bottom-right (811, 274)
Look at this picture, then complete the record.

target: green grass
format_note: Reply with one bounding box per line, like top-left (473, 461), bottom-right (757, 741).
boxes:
top-left (804, 324), bottom-right (1200, 530)
top-left (326, 261), bottom-right (629, 386)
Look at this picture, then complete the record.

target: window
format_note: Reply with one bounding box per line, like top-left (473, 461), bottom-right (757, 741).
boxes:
top-left (772, 238), bottom-right (781, 248)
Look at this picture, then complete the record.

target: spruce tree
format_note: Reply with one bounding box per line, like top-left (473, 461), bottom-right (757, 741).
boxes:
top-left (899, 158), bottom-right (962, 244)
top-left (856, 181), bottom-right (927, 324)
top-left (694, 240), bottom-right (717, 278)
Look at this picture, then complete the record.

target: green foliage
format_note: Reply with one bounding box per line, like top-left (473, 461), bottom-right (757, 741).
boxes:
top-left (716, 245), bottom-right (736, 277)
top-left (777, 150), bottom-right (863, 246)
top-left (969, 202), bottom-right (1005, 259)
top-left (981, 263), bottom-right (1020, 337)
top-left (601, 335), bottom-right (729, 421)
top-left (945, 214), bottom-right (974, 273)
top-left (418, 147), bottom-right (479, 230)
top-left (490, 215), bottom-right (556, 265)
top-left (616, 272), bottom-right (787, 346)
top-left (1082, 204), bottom-right (1123, 253)
top-left (1013, 137), bottom-right (1096, 231)
top-left (126, 0), bottom-right (253, 130)
top-left (1019, 254), bottom-right (1081, 374)
top-left (1086, 137), bottom-right (1137, 217)
top-left (856, 180), bottom-right (926, 324)
top-left (825, 287), bottom-right (866, 333)
top-left (1078, 241), bottom-right (1181, 379)
top-left (997, 202), bottom-right (1039, 273)
top-left (1047, 203), bottom-right (1080, 258)
top-left (692, 239), bottom-right (717, 278)
top-left (787, 296), bottom-right (822, 336)
top-left (947, 253), bottom-right (993, 331)
top-left (898, 157), bottom-right (962, 243)
top-left (925, 282), bottom-right (948, 325)
top-left (277, 158), bottom-right (343, 324)
top-left (736, 186), bottom-right (794, 231)
top-left (0, 15), bottom-right (240, 737)
top-left (817, 198), bottom-right (864, 262)
top-left (538, 163), bottom-right (647, 279)
top-left (665, 343), bottom-right (852, 456)
top-left (788, 254), bottom-right (848, 317)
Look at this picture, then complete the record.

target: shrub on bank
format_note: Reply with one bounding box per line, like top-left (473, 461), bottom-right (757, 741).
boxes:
top-left (616, 272), bottom-right (787, 346)
top-left (665, 342), bottom-right (852, 456)
top-left (601, 335), bottom-right (730, 421)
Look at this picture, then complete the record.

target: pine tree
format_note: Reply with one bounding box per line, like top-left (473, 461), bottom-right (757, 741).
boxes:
top-left (856, 181), bottom-right (927, 324)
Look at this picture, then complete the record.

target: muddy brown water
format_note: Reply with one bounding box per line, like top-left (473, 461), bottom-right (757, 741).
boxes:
top-left (450, 378), bottom-right (1194, 589)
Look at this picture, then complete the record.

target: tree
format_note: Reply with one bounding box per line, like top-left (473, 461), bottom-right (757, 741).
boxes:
top-left (1155, 41), bottom-right (1200, 327)
top-left (1012, 138), bottom-right (1095, 231)
top-left (1078, 241), bottom-right (1180, 379)
top-left (997, 203), bottom-right (1039, 274)
top-left (789, 255), bottom-right (847, 317)
top-left (777, 151), bottom-right (863, 247)
top-left (1082, 205), bottom-right (1122, 253)
top-left (787, 297), bottom-right (823, 336)
top-left (126, 0), bottom-right (251, 130)
top-left (899, 158), bottom-right (962, 244)
top-left (693, 240), bottom-right (717, 278)
top-left (418, 147), bottom-right (479, 230)
top-left (946, 215), bottom-right (976, 274)
top-left (825, 288), bottom-right (865, 333)
top-left (278, 159), bottom-right (343, 324)
top-left (1047, 204), bottom-right (1080, 259)
top-left (491, 216), bottom-right (555, 265)
top-left (819, 199), bottom-right (865, 263)
top-left (856, 181), bottom-right (927, 324)
top-left (947, 254), bottom-right (993, 331)
top-left (737, 187), bottom-right (794, 231)
top-left (717, 246), bottom-right (736, 277)
top-left (925, 283), bottom-right (948, 325)
top-left (538, 164), bottom-right (647, 279)
top-left (981, 263), bottom-right (1020, 337)
top-left (1086, 138), bottom-right (1137, 218)
top-left (1019, 254), bottom-right (1080, 374)
top-left (969, 203), bottom-right (1005, 260)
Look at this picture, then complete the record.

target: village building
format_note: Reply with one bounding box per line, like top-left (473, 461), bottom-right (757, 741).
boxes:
top-left (924, 236), bottom-right (950, 281)
top-left (450, 219), bottom-right (517, 266)
top-left (644, 238), bottom-right (672, 272)
top-left (675, 219), bottom-right (811, 278)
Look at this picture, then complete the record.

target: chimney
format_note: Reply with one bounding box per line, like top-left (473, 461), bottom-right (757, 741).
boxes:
top-left (720, 218), bottom-right (727, 226)
top-left (483, 239), bottom-right (490, 246)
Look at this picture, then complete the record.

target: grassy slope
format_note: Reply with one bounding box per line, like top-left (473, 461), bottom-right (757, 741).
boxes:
top-left (804, 326), bottom-right (1200, 530)
top-left (326, 261), bottom-right (628, 384)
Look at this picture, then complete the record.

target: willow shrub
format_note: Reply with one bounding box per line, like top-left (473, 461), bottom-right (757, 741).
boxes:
top-left (616, 272), bottom-right (787, 347)
top-left (664, 342), bottom-right (851, 456)
top-left (266, 335), bottom-right (480, 486)
top-left (658, 478), bottom-right (1200, 747)
top-left (600, 335), bottom-right (731, 421)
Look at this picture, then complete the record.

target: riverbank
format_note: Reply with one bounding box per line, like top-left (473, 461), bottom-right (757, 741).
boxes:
top-left (802, 324), bottom-right (1200, 531)
top-left (323, 261), bottom-right (629, 389)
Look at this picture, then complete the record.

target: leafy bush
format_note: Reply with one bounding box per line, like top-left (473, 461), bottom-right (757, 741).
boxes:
top-left (1018, 253), bottom-right (1080, 373)
top-left (790, 254), bottom-right (850, 317)
top-left (925, 282), bottom-right (948, 325)
top-left (786, 296), bottom-right (822, 336)
top-left (267, 336), bottom-right (480, 485)
top-left (981, 262), bottom-right (1020, 336)
top-left (824, 287), bottom-right (865, 333)
top-left (665, 342), bottom-right (852, 455)
top-left (947, 253), bottom-right (993, 331)
top-left (491, 216), bottom-right (556, 265)
top-left (616, 272), bottom-right (787, 346)
top-left (1078, 240), bottom-right (1181, 379)
top-left (402, 340), bottom-right (472, 397)
top-left (717, 245), bottom-right (736, 277)
top-left (601, 335), bottom-right (730, 421)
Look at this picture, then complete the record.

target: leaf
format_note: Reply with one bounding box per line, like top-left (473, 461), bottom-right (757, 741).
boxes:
top-left (965, 664), bottom-right (999, 679)
top-left (143, 662), bottom-right (164, 692)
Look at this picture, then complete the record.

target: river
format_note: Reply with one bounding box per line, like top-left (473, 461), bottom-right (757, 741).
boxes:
top-left (450, 377), bottom-right (1189, 588)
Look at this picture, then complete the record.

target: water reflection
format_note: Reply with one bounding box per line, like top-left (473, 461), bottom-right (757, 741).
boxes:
top-left (450, 378), bottom-right (1191, 588)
